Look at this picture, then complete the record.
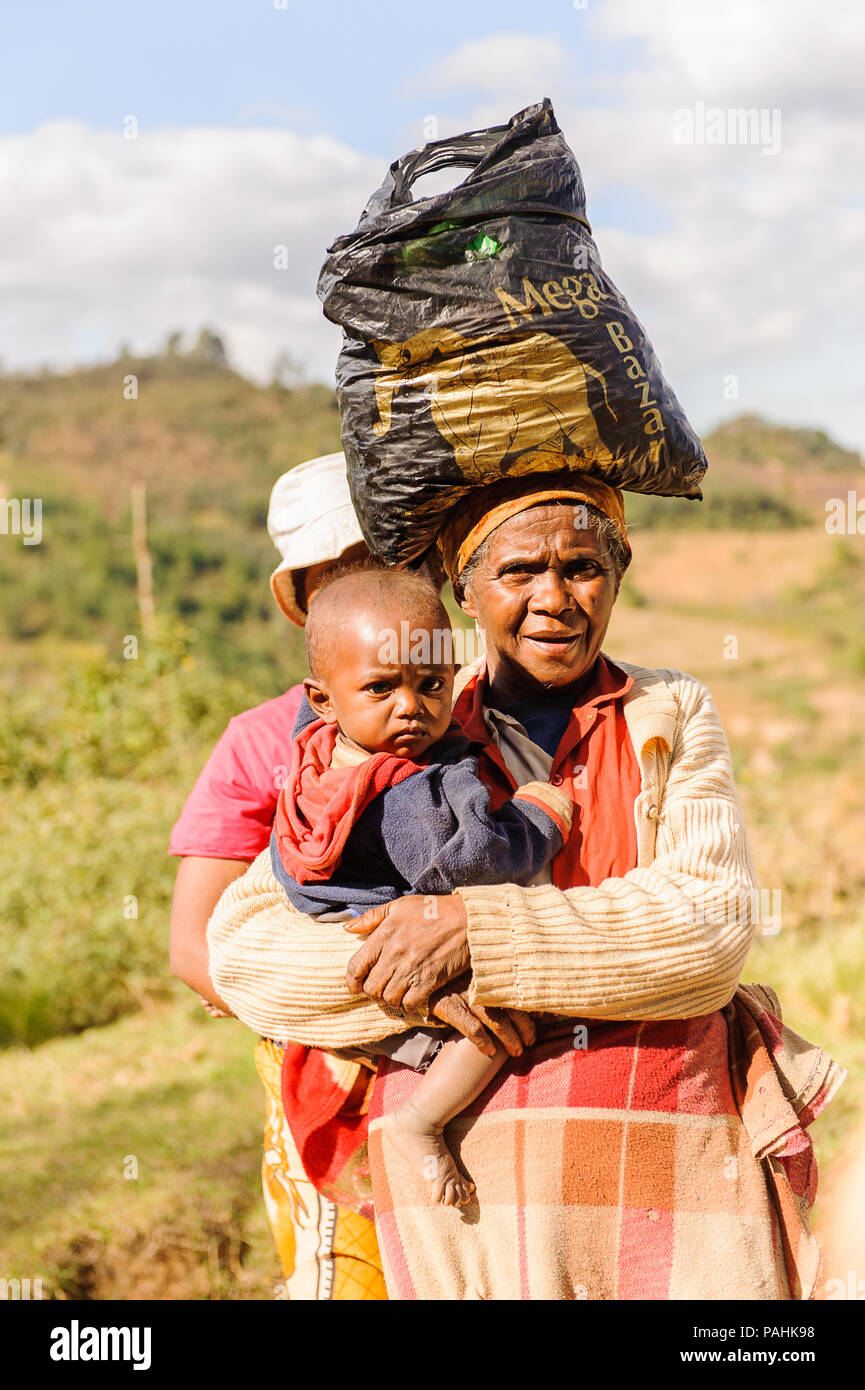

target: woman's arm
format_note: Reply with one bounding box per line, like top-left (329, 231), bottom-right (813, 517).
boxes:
top-left (207, 861), bottom-right (530, 1055)
top-left (206, 852), bottom-right (424, 1045)
top-left (347, 675), bottom-right (759, 1021)
top-left (459, 674), bottom-right (757, 1019)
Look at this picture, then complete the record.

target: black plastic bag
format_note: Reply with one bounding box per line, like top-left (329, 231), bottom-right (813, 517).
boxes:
top-left (318, 98), bottom-right (707, 567)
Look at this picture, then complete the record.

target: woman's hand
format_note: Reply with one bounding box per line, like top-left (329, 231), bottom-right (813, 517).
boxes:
top-left (344, 894), bottom-right (470, 1014)
top-left (429, 979), bottom-right (536, 1059)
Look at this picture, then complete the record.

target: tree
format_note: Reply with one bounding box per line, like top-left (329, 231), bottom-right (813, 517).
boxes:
top-left (192, 327), bottom-right (229, 367)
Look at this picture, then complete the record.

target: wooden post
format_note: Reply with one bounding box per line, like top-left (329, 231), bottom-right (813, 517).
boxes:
top-left (131, 481), bottom-right (155, 638)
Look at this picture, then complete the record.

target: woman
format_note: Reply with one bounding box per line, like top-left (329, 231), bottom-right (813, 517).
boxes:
top-left (208, 471), bottom-right (842, 1300)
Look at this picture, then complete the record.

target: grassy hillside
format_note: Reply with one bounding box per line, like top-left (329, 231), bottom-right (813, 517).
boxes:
top-left (0, 351), bottom-right (340, 687)
top-left (2, 348), bottom-right (861, 688)
top-left (1, 348), bottom-right (863, 1298)
top-left (0, 1000), bottom-right (278, 1300)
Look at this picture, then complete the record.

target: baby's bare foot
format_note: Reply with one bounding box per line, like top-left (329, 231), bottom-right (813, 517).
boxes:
top-left (383, 1103), bottom-right (475, 1207)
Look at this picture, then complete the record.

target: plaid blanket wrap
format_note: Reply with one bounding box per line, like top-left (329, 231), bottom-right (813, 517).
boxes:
top-left (367, 984), bottom-right (844, 1300)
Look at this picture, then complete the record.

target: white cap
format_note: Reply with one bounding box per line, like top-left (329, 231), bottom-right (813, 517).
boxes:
top-left (267, 452), bottom-right (366, 625)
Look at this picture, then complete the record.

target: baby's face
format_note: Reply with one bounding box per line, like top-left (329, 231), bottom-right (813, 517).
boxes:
top-left (308, 614), bottom-right (456, 758)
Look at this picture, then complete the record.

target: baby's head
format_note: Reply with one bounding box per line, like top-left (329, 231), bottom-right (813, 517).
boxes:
top-left (303, 564), bottom-right (456, 758)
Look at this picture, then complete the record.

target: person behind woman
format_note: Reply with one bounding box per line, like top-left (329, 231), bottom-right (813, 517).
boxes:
top-left (169, 452), bottom-right (385, 1301)
top-left (208, 470), bottom-right (843, 1300)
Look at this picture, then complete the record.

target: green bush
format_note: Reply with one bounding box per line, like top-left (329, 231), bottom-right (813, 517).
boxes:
top-left (0, 622), bottom-right (306, 1046)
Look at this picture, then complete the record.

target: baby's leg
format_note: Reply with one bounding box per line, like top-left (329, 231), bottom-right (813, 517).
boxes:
top-left (383, 1036), bottom-right (508, 1207)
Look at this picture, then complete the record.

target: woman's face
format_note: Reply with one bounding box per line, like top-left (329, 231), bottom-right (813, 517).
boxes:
top-left (460, 504), bottom-right (621, 702)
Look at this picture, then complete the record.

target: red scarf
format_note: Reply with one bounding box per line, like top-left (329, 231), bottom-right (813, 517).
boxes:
top-left (281, 1044), bottom-right (376, 1221)
top-left (272, 719), bottom-right (425, 884)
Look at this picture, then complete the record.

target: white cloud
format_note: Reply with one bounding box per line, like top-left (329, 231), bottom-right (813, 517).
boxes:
top-left (411, 33), bottom-right (568, 99)
top-left (591, 0), bottom-right (865, 113)
top-left (0, 120), bottom-right (382, 382)
top-left (396, 18), bottom-right (865, 449)
top-left (2, 8), bottom-right (864, 452)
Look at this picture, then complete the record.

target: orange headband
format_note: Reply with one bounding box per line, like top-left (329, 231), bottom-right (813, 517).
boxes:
top-left (436, 467), bottom-right (630, 583)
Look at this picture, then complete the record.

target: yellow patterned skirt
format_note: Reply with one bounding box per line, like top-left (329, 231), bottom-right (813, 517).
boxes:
top-left (254, 1038), bottom-right (387, 1301)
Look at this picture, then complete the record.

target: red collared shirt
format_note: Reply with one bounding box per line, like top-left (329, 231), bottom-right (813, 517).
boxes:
top-left (452, 653), bottom-right (642, 889)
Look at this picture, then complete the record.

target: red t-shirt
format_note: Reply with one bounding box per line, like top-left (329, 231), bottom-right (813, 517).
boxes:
top-left (168, 685), bottom-right (304, 860)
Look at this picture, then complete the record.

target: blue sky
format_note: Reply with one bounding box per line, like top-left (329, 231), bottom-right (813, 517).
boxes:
top-left (2, 2), bottom-right (621, 147)
top-left (1, 1), bottom-right (863, 449)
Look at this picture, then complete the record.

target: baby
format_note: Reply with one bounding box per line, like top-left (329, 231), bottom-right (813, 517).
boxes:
top-left (270, 565), bottom-right (572, 1206)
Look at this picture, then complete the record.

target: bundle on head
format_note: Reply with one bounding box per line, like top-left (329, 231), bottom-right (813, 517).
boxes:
top-left (318, 98), bottom-right (706, 568)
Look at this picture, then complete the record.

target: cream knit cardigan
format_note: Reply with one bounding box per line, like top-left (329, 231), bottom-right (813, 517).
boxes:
top-left (207, 660), bottom-right (760, 1045)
